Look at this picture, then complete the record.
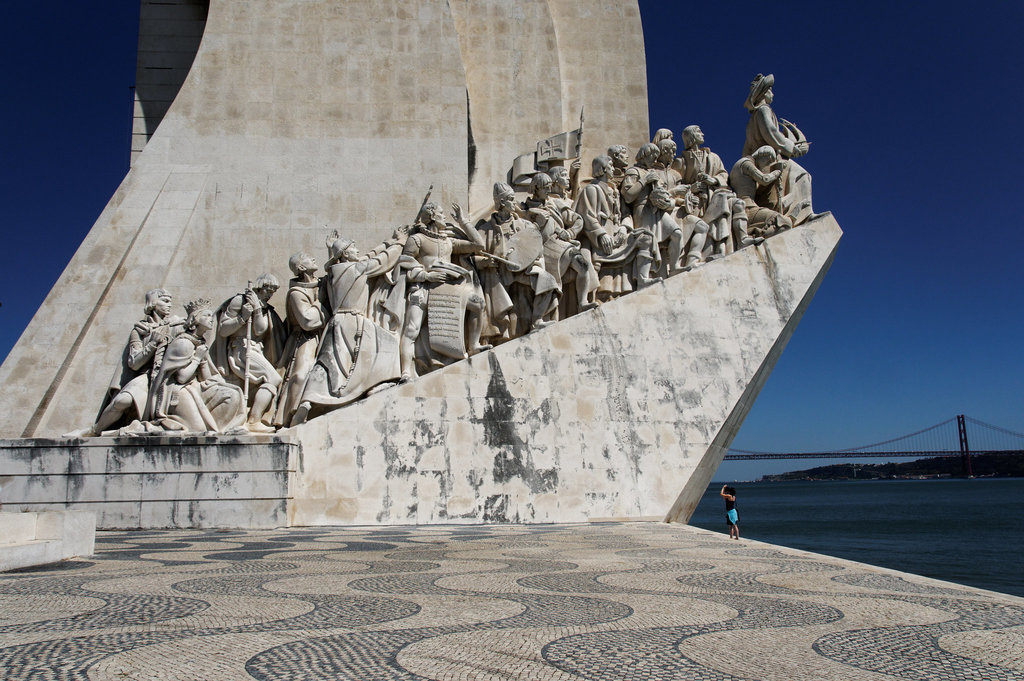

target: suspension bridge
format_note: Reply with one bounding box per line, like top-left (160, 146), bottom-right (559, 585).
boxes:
top-left (725, 415), bottom-right (1024, 476)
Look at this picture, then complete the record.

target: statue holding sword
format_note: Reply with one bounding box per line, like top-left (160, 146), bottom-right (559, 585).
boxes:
top-left (214, 273), bottom-right (286, 432)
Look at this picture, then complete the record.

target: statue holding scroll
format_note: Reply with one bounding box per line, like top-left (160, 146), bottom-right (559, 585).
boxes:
top-left (574, 155), bottom-right (658, 299)
top-left (399, 202), bottom-right (488, 380)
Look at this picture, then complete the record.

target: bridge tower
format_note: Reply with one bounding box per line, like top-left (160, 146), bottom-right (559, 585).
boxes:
top-left (957, 414), bottom-right (973, 477)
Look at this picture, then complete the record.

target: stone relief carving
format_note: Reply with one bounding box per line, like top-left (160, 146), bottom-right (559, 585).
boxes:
top-left (69, 75), bottom-right (818, 436)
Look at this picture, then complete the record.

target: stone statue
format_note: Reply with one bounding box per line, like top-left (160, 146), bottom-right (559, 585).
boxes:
top-left (522, 172), bottom-right (599, 317)
top-left (147, 298), bottom-right (246, 434)
top-left (651, 128), bottom-right (674, 145)
top-left (729, 145), bottom-right (793, 237)
top-left (274, 252), bottom-right (327, 427)
top-left (574, 155), bottom-right (657, 299)
top-left (214, 274), bottom-right (286, 432)
top-left (654, 140), bottom-right (686, 213)
top-left (621, 142), bottom-right (663, 228)
top-left (675, 124), bottom-right (760, 258)
top-left (744, 73), bottom-right (813, 225)
top-left (606, 144), bottom-right (631, 192)
top-left (676, 125), bottom-right (730, 206)
top-left (292, 228), bottom-right (409, 424)
top-left (674, 187), bottom-right (711, 271)
top-left (474, 183), bottom-right (560, 341)
top-left (636, 184), bottom-right (684, 278)
top-left (400, 201), bottom-right (488, 379)
top-left (67, 288), bottom-right (184, 437)
top-left (77, 76), bottom-right (826, 433)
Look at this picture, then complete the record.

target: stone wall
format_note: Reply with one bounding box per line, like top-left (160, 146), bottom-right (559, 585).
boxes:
top-left (0, 435), bottom-right (295, 528)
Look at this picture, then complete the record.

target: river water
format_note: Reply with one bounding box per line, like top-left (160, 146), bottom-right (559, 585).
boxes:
top-left (689, 477), bottom-right (1024, 598)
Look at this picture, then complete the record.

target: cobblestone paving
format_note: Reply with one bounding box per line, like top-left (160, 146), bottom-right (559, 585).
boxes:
top-left (1, 523), bottom-right (1021, 680)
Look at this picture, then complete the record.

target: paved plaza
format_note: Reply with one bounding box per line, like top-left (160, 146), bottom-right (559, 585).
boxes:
top-left (1, 522), bottom-right (1022, 680)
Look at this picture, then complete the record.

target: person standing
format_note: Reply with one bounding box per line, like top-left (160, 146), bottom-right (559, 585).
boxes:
top-left (720, 485), bottom-right (739, 540)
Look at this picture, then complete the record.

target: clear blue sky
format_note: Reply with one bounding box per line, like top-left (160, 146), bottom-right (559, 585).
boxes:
top-left (1, 2), bottom-right (1022, 480)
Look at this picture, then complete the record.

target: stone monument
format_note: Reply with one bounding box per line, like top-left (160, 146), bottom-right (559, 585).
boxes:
top-left (0, 2), bottom-right (840, 528)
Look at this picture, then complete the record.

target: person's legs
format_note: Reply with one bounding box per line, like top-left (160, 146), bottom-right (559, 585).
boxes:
top-left (727, 509), bottom-right (739, 539)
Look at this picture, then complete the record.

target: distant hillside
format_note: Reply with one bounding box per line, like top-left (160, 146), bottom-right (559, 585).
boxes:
top-left (760, 453), bottom-right (1024, 481)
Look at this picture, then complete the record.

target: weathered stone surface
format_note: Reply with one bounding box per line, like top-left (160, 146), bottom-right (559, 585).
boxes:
top-left (0, 0), bottom-right (648, 439)
top-left (0, 511), bottom-right (95, 572)
top-left (0, 436), bottom-right (295, 528)
top-left (287, 214), bottom-right (842, 525)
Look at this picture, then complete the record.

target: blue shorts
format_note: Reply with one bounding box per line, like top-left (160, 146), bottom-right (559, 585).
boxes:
top-left (726, 509), bottom-right (738, 525)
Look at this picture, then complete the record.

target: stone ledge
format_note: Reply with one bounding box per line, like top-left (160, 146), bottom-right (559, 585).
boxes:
top-left (0, 511), bottom-right (95, 572)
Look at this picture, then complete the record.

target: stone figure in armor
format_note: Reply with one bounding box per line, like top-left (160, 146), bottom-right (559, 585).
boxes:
top-left (744, 73), bottom-right (813, 225)
top-left (274, 252), bottom-right (327, 427)
top-left (69, 288), bottom-right (184, 437)
top-left (522, 171), bottom-right (598, 317)
top-left (400, 201), bottom-right (488, 380)
top-left (730, 145), bottom-right (793, 237)
top-left (147, 299), bottom-right (246, 434)
top-left (474, 183), bottom-right (561, 342)
top-left (574, 155), bottom-right (658, 299)
top-left (214, 274), bottom-right (286, 432)
top-left (293, 228), bottom-right (409, 423)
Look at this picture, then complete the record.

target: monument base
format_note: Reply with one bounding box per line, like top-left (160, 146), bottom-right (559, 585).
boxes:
top-left (0, 435), bottom-right (295, 529)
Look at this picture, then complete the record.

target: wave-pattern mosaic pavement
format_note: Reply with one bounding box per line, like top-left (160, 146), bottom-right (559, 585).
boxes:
top-left (1, 523), bottom-right (1021, 680)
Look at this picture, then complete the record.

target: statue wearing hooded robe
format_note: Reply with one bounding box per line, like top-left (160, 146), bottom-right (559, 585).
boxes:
top-left (274, 253), bottom-right (328, 427)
